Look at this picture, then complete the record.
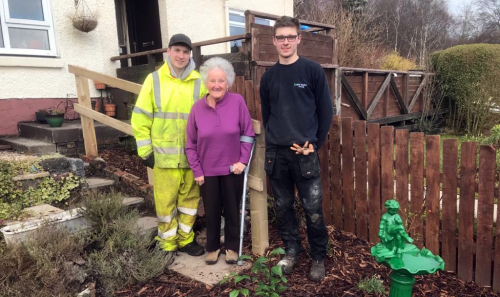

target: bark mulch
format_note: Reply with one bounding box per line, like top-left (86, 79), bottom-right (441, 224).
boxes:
top-left (115, 225), bottom-right (499, 297)
top-left (99, 148), bottom-right (148, 181)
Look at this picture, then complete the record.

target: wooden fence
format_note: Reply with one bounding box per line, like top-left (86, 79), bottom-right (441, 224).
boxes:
top-left (317, 116), bottom-right (500, 291)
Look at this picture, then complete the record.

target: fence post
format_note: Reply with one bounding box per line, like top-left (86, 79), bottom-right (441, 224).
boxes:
top-left (425, 135), bottom-right (440, 255)
top-left (342, 117), bottom-right (355, 233)
top-left (367, 123), bottom-right (381, 243)
top-left (74, 75), bottom-right (98, 156)
top-left (354, 121), bottom-right (368, 240)
top-left (442, 139), bottom-right (458, 272)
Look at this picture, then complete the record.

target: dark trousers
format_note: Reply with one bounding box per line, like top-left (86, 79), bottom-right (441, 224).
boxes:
top-left (265, 147), bottom-right (328, 261)
top-left (201, 174), bottom-right (244, 252)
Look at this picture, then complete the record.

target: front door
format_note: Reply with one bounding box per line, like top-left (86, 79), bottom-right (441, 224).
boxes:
top-left (125, 0), bottom-right (163, 66)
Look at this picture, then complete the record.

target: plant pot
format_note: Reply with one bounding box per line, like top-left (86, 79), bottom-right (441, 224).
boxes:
top-left (45, 114), bottom-right (64, 128)
top-left (94, 81), bottom-right (106, 90)
top-left (104, 104), bottom-right (116, 117)
top-left (35, 111), bottom-right (47, 124)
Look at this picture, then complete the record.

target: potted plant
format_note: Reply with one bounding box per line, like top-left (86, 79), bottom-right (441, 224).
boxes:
top-left (35, 109), bottom-right (47, 124)
top-left (43, 108), bottom-right (65, 128)
top-left (104, 96), bottom-right (116, 117)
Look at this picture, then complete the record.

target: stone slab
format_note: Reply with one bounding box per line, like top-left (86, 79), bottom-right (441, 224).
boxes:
top-left (0, 137), bottom-right (56, 155)
top-left (135, 216), bottom-right (158, 233)
top-left (86, 177), bottom-right (115, 189)
top-left (122, 197), bottom-right (144, 207)
top-left (12, 172), bottom-right (50, 181)
top-left (4, 203), bottom-right (65, 226)
top-left (170, 251), bottom-right (251, 287)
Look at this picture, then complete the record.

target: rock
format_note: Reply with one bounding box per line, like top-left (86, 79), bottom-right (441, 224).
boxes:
top-left (90, 157), bottom-right (106, 170)
top-left (39, 157), bottom-right (70, 174)
top-left (77, 288), bottom-right (91, 297)
top-left (68, 158), bottom-right (85, 177)
top-left (63, 261), bottom-right (87, 284)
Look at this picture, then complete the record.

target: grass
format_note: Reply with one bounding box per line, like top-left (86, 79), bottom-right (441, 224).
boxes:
top-left (357, 276), bottom-right (386, 295)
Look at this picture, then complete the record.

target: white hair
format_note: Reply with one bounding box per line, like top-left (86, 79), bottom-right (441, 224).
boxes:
top-left (199, 57), bottom-right (236, 87)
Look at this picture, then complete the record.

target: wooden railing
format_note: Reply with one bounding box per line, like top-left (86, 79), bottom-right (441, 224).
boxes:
top-left (68, 64), bottom-right (269, 255)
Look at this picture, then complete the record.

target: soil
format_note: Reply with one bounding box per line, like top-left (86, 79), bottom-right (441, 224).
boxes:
top-left (100, 148), bottom-right (499, 297)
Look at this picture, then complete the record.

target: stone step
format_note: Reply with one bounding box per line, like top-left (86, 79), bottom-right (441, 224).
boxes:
top-left (0, 137), bottom-right (56, 155)
top-left (135, 216), bottom-right (158, 234)
top-left (85, 177), bottom-right (115, 189)
top-left (19, 121), bottom-right (129, 144)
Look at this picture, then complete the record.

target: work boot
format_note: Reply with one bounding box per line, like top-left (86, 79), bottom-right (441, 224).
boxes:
top-left (308, 260), bottom-right (325, 282)
top-left (179, 240), bottom-right (205, 256)
top-left (205, 249), bottom-right (220, 265)
top-left (277, 255), bottom-right (298, 274)
top-left (225, 250), bottom-right (238, 264)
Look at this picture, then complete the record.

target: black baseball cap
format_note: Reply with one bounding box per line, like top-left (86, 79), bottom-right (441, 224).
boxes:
top-left (168, 34), bottom-right (192, 50)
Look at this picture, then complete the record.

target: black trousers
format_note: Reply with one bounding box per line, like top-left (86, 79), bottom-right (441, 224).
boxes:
top-left (201, 174), bottom-right (244, 252)
top-left (265, 147), bottom-right (328, 261)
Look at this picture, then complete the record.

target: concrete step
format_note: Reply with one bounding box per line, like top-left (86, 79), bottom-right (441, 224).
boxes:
top-left (0, 137), bottom-right (56, 155)
top-left (85, 177), bottom-right (115, 189)
top-left (19, 121), bottom-right (130, 144)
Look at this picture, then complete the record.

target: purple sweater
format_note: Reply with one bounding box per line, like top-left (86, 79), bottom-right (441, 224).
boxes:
top-left (186, 92), bottom-right (255, 178)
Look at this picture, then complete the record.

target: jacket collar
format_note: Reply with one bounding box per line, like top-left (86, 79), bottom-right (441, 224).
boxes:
top-left (164, 57), bottom-right (197, 81)
top-left (203, 92), bottom-right (230, 109)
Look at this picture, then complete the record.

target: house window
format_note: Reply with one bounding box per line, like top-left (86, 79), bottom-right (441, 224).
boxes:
top-left (229, 9), bottom-right (273, 52)
top-left (0, 0), bottom-right (57, 56)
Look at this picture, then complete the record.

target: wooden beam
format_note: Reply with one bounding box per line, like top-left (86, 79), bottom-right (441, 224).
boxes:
top-left (75, 75), bottom-right (98, 156)
top-left (366, 74), bottom-right (391, 119)
top-left (390, 76), bottom-right (409, 114)
top-left (408, 75), bottom-right (427, 112)
top-left (251, 60), bottom-right (339, 69)
top-left (74, 104), bottom-right (133, 136)
top-left (341, 74), bottom-right (367, 120)
top-left (367, 108), bottom-right (448, 125)
top-left (340, 67), bottom-right (426, 76)
top-left (252, 119), bottom-right (262, 135)
top-left (69, 65), bottom-right (142, 95)
top-left (245, 10), bottom-right (335, 29)
top-left (362, 72), bottom-right (368, 109)
top-left (247, 175), bottom-right (264, 192)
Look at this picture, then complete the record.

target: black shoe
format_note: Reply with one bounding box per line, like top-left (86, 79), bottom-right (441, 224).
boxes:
top-left (179, 241), bottom-right (205, 256)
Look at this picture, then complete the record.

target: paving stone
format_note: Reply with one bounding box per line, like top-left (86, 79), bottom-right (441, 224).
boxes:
top-left (4, 204), bottom-right (64, 226)
top-left (122, 197), bottom-right (144, 207)
top-left (135, 216), bottom-right (158, 234)
top-left (0, 137), bottom-right (56, 155)
top-left (85, 177), bottom-right (115, 189)
top-left (12, 172), bottom-right (50, 181)
top-left (170, 250), bottom-right (251, 287)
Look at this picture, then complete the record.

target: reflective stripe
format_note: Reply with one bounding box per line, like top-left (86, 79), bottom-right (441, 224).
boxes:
top-left (136, 139), bottom-right (152, 147)
top-left (133, 106), bottom-right (153, 118)
top-left (177, 207), bottom-right (197, 216)
top-left (240, 136), bottom-right (254, 143)
top-left (157, 209), bottom-right (176, 223)
top-left (158, 226), bottom-right (177, 239)
top-left (193, 78), bottom-right (201, 102)
top-left (152, 71), bottom-right (162, 112)
top-left (154, 112), bottom-right (189, 120)
top-left (178, 222), bottom-right (192, 233)
top-left (153, 147), bottom-right (186, 155)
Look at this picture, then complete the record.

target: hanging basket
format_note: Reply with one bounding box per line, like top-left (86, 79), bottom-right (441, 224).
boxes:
top-left (72, 0), bottom-right (98, 33)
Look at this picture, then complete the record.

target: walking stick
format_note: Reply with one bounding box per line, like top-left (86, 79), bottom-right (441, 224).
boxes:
top-left (230, 140), bottom-right (255, 266)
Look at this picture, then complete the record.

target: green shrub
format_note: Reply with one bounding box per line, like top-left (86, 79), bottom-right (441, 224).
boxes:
top-left (431, 44), bottom-right (500, 136)
top-left (357, 276), bottom-right (385, 294)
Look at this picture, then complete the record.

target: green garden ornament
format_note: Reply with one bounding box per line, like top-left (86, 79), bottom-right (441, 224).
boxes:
top-left (371, 200), bottom-right (445, 297)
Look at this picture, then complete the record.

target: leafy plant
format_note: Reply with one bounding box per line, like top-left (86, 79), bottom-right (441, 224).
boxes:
top-left (357, 276), bottom-right (385, 294)
top-left (221, 247), bottom-right (288, 297)
top-left (43, 108), bottom-right (65, 116)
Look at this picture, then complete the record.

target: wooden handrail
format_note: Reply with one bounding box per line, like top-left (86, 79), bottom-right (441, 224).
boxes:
top-left (110, 33), bottom-right (251, 62)
top-left (74, 104), bottom-right (133, 136)
top-left (68, 65), bottom-right (142, 94)
top-left (340, 67), bottom-right (426, 75)
top-left (245, 10), bottom-right (335, 30)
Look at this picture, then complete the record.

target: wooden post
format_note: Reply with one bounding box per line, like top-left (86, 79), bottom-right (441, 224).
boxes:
top-left (342, 117), bottom-right (355, 233)
top-left (335, 68), bottom-right (341, 115)
top-left (442, 139), bottom-right (458, 272)
top-left (192, 45), bottom-right (202, 70)
top-left (362, 72), bottom-right (369, 110)
top-left (75, 75), bottom-right (98, 156)
top-left (425, 135), bottom-right (440, 255)
top-left (147, 54), bottom-right (156, 72)
top-left (249, 120), bottom-right (269, 255)
top-left (367, 123), bottom-right (381, 243)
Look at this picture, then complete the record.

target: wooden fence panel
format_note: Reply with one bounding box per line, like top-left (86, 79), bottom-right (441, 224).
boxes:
top-left (244, 80), bottom-right (256, 119)
top-left (442, 139), bottom-right (458, 272)
top-left (494, 182), bottom-right (500, 291)
top-left (319, 137), bottom-right (332, 226)
top-left (380, 126), bottom-right (394, 204)
top-left (425, 135), bottom-right (440, 255)
top-left (367, 123), bottom-right (381, 242)
top-left (342, 117), bottom-right (355, 233)
top-left (458, 142), bottom-right (477, 282)
top-left (354, 121), bottom-right (368, 240)
top-left (235, 76), bottom-right (245, 97)
top-left (330, 116), bottom-right (343, 228)
top-left (410, 133), bottom-right (424, 247)
top-left (395, 129), bottom-right (409, 225)
top-left (475, 145), bottom-right (496, 286)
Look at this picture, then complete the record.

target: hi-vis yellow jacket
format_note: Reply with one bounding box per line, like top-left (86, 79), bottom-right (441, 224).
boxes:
top-left (131, 58), bottom-right (207, 168)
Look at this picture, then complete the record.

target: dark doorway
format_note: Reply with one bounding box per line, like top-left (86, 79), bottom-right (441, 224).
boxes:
top-left (124, 0), bottom-right (163, 66)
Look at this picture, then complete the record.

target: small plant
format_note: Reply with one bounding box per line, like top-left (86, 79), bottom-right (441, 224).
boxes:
top-left (357, 276), bottom-right (385, 294)
top-left (221, 247), bottom-right (288, 297)
top-left (43, 108), bottom-right (65, 116)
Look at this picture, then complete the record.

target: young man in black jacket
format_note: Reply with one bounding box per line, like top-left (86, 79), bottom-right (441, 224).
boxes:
top-left (259, 16), bottom-right (333, 282)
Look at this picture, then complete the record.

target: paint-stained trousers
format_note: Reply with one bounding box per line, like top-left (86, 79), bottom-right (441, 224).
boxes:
top-left (153, 167), bottom-right (200, 251)
top-left (265, 147), bottom-right (328, 261)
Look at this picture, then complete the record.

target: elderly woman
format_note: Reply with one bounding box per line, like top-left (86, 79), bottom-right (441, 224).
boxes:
top-left (186, 57), bottom-right (255, 265)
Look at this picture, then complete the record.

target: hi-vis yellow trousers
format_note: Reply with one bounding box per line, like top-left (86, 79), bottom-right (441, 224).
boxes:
top-left (153, 167), bottom-right (200, 251)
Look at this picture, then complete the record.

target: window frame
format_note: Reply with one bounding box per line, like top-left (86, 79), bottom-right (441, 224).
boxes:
top-left (0, 0), bottom-right (58, 57)
top-left (228, 9), bottom-right (275, 48)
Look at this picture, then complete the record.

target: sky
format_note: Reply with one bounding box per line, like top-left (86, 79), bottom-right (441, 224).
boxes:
top-left (448, 0), bottom-right (474, 15)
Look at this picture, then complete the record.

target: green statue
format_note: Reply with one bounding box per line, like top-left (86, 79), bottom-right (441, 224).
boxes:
top-left (371, 200), bottom-right (445, 297)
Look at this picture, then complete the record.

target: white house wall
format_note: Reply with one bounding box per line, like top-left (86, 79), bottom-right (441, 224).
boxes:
top-left (162, 0), bottom-right (293, 55)
top-left (0, 0), bottom-right (120, 100)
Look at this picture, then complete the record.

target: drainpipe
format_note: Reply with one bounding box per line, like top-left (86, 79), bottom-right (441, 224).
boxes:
top-left (224, 0), bottom-right (230, 53)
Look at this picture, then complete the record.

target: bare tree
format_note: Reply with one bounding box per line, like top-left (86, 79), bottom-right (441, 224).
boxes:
top-left (476, 0), bottom-right (500, 42)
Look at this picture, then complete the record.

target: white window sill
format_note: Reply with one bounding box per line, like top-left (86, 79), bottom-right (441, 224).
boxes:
top-left (0, 56), bottom-right (64, 68)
